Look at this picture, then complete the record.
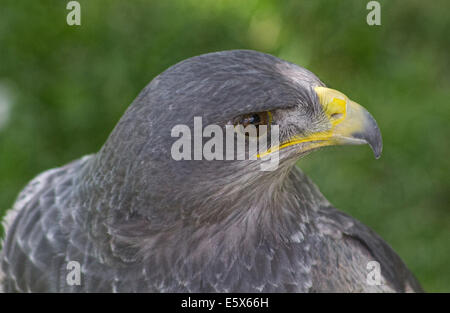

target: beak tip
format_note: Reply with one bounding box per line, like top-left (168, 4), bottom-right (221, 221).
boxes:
top-left (370, 132), bottom-right (382, 159)
top-left (374, 150), bottom-right (382, 159)
top-left (362, 110), bottom-right (383, 160)
top-left (352, 130), bottom-right (383, 160)
top-left (371, 137), bottom-right (383, 159)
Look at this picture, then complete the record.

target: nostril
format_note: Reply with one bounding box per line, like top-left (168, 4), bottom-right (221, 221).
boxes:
top-left (325, 97), bottom-right (346, 120)
top-left (331, 113), bottom-right (343, 119)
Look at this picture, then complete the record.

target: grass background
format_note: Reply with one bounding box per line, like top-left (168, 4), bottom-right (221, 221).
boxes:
top-left (0, 0), bottom-right (449, 291)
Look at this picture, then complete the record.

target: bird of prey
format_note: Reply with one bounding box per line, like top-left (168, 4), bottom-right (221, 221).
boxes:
top-left (0, 50), bottom-right (422, 292)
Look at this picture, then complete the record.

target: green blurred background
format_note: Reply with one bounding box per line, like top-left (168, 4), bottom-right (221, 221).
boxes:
top-left (0, 0), bottom-right (449, 291)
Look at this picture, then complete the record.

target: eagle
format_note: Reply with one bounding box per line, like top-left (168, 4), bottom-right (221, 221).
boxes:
top-left (0, 50), bottom-right (422, 292)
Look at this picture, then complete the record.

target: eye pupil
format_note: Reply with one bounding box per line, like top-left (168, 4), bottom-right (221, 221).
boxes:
top-left (233, 111), bottom-right (271, 138)
top-left (250, 114), bottom-right (261, 124)
top-left (241, 113), bottom-right (262, 126)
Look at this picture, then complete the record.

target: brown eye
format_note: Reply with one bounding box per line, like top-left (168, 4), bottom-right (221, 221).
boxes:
top-left (234, 111), bottom-right (272, 137)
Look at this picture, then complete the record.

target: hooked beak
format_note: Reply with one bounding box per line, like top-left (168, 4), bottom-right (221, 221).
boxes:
top-left (260, 86), bottom-right (382, 159)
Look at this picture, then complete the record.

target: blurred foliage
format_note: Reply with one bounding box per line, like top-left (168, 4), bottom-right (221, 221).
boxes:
top-left (0, 0), bottom-right (449, 291)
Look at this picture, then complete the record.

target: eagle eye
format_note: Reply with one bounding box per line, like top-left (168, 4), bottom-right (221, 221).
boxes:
top-left (233, 111), bottom-right (272, 137)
